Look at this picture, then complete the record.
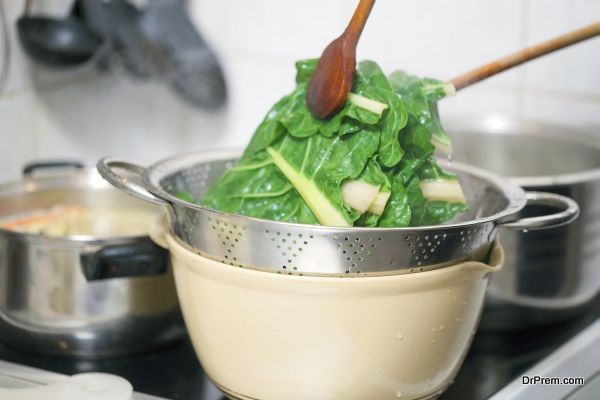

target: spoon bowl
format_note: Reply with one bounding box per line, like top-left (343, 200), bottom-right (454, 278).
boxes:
top-left (306, 0), bottom-right (375, 119)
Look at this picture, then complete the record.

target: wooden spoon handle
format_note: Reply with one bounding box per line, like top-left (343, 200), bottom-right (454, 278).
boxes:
top-left (344, 0), bottom-right (376, 43)
top-left (451, 22), bottom-right (600, 91)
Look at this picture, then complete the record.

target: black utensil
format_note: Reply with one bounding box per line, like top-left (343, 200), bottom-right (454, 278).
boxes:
top-left (84, 0), bottom-right (227, 109)
top-left (17, 0), bottom-right (103, 68)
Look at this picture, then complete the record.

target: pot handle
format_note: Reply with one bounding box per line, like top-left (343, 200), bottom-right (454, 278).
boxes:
top-left (96, 157), bottom-right (168, 206)
top-left (81, 239), bottom-right (168, 281)
top-left (497, 191), bottom-right (579, 231)
top-left (23, 160), bottom-right (84, 176)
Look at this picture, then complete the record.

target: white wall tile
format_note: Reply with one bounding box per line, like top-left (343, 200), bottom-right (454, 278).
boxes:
top-left (34, 71), bottom-right (229, 165)
top-left (0, 92), bottom-right (38, 182)
top-left (191, 0), bottom-right (347, 64)
top-left (523, 0), bottom-right (600, 98)
top-left (353, 0), bottom-right (525, 87)
top-left (439, 86), bottom-right (522, 119)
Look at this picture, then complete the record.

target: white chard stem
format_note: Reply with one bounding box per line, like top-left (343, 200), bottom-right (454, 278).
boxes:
top-left (347, 93), bottom-right (388, 115)
top-left (419, 180), bottom-right (466, 203)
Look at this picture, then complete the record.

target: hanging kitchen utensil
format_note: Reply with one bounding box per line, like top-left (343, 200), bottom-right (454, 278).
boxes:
top-left (79, 0), bottom-right (226, 109)
top-left (136, 0), bottom-right (227, 109)
top-left (16, 0), bottom-right (105, 68)
top-left (80, 0), bottom-right (156, 79)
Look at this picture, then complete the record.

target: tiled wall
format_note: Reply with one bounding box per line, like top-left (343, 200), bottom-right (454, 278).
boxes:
top-left (0, 0), bottom-right (598, 183)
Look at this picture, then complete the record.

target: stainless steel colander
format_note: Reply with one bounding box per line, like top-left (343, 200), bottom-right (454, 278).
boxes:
top-left (97, 149), bottom-right (578, 277)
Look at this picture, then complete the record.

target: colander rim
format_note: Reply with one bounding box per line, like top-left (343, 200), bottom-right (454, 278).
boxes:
top-left (140, 148), bottom-right (526, 231)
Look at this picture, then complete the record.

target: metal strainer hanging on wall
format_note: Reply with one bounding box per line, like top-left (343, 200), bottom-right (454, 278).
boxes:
top-left (97, 150), bottom-right (578, 277)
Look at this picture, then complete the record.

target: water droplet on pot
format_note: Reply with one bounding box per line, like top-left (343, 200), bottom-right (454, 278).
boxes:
top-left (397, 333), bottom-right (403, 340)
top-left (396, 390), bottom-right (403, 398)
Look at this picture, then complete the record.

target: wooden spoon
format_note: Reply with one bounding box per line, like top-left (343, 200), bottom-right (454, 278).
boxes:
top-left (451, 22), bottom-right (600, 91)
top-left (306, 0), bottom-right (376, 119)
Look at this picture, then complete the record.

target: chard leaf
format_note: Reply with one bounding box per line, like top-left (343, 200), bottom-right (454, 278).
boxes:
top-left (295, 58), bottom-right (319, 84)
top-left (389, 70), bottom-right (453, 154)
top-left (406, 172), bottom-right (467, 227)
top-left (351, 159), bottom-right (391, 226)
top-left (267, 129), bottom-right (380, 226)
top-left (377, 172), bottom-right (411, 227)
top-left (278, 84), bottom-right (382, 139)
top-left (356, 212), bottom-right (381, 227)
top-left (394, 118), bottom-right (435, 186)
top-left (357, 60), bottom-right (393, 91)
top-left (241, 95), bottom-right (290, 160)
top-left (355, 62), bottom-right (408, 167)
top-left (373, 87), bottom-right (407, 167)
top-left (203, 152), bottom-right (318, 224)
top-left (204, 59), bottom-right (468, 228)
top-left (417, 159), bottom-right (458, 181)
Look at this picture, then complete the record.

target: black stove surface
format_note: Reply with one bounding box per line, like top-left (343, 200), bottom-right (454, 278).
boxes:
top-left (0, 303), bottom-right (597, 400)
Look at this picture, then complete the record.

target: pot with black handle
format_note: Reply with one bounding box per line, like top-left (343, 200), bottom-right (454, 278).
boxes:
top-left (0, 161), bottom-right (184, 356)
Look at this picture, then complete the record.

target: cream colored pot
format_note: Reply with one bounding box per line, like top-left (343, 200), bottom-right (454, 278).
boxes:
top-left (152, 226), bottom-right (504, 400)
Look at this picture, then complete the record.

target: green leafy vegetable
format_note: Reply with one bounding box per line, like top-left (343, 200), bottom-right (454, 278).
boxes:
top-left (201, 59), bottom-right (467, 227)
top-left (389, 70), bottom-right (455, 154)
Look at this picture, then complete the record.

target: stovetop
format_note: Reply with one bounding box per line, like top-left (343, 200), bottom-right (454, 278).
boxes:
top-left (0, 302), bottom-right (597, 400)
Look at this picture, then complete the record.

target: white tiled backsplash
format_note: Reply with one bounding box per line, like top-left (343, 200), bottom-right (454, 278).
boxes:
top-left (0, 0), bottom-right (598, 182)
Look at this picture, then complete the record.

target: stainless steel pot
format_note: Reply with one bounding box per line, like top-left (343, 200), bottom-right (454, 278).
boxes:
top-left (448, 116), bottom-right (600, 329)
top-left (0, 162), bottom-right (184, 355)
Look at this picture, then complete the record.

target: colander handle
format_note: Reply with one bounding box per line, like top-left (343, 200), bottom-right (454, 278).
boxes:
top-left (497, 191), bottom-right (579, 230)
top-left (96, 157), bottom-right (168, 206)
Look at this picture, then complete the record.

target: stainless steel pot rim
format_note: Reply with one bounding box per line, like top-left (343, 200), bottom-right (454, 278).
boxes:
top-left (0, 226), bottom-right (151, 246)
top-left (0, 169), bottom-right (108, 196)
top-left (513, 170), bottom-right (600, 188)
top-left (446, 115), bottom-right (600, 186)
top-left (0, 167), bottom-right (155, 245)
top-left (141, 148), bottom-right (526, 231)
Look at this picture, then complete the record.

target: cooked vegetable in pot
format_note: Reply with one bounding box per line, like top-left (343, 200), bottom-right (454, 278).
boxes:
top-left (199, 59), bottom-right (467, 227)
top-left (1, 204), bottom-right (157, 237)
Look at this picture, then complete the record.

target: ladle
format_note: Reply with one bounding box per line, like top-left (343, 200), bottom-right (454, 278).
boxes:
top-left (17, 0), bottom-right (103, 68)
